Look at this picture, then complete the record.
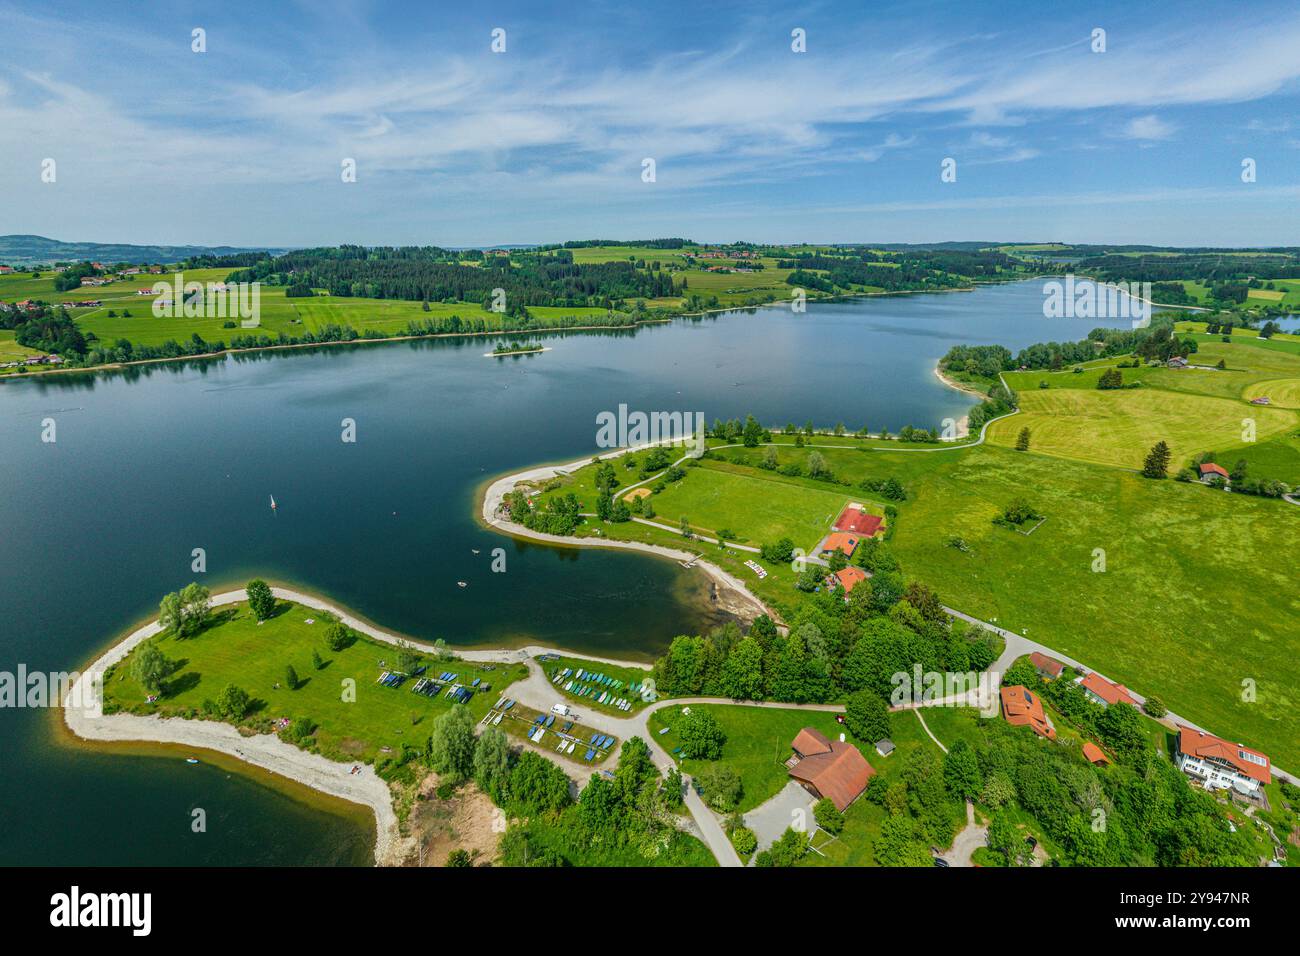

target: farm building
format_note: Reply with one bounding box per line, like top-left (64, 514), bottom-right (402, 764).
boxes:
top-left (1077, 672), bottom-right (1137, 708)
top-left (785, 727), bottom-right (874, 811)
top-left (1198, 462), bottom-right (1229, 482)
top-left (1029, 651), bottom-right (1064, 679)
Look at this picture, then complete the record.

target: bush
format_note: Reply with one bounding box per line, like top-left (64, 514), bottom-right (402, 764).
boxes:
top-left (1143, 695), bottom-right (1167, 718)
top-left (731, 826), bottom-right (757, 856)
top-left (695, 764), bottom-right (742, 812)
top-left (324, 621), bottom-right (354, 651)
top-left (844, 689), bottom-right (891, 743)
top-left (813, 798), bottom-right (844, 834)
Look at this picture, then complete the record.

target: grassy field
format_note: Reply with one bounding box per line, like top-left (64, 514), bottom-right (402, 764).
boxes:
top-left (533, 418), bottom-right (1300, 771)
top-left (0, 268), bottom-right (628, 353)
top-left (0, 329), bottom-right (40, 362)
top-left (991, 341), bottom-right (1300, 477)
top-left (987, 385), bottom-right (1296, 471)
top-left (103, 598), bottom-right (526, 766)
top-left (647, 461), bottom-right (855, 548)
top-left (648, 704), bottom-right (853, 813)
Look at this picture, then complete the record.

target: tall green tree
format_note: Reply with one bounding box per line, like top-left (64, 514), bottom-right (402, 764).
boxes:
top-left (246, 579), bottom-right (275, 621)
top-left (844, 688), bottom-right (891, 743)
top-left (131, 642), bottom-right (172, 694)
top-left (428, 705), bottom-right (477, 782)
top-left (473, 727), bottom-right (512, 801)
top-left (1142, 440), bottom-right (1171, 479)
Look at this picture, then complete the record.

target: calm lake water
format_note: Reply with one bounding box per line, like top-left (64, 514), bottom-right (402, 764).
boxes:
top-left (0, 280), bottom-right (1112, 865)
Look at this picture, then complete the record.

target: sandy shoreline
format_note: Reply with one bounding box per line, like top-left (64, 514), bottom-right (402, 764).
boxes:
top-left (477, 440), bottom-right (776, 626)
top-left (933, 364), bottom-right (988, 399)
top-left (62, 585), bottom-right (664, 866)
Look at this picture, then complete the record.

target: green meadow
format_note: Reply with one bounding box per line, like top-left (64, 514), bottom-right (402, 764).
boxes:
top-left (529, 376), bottom-right (1300, 771)
top-left (644, 460), bottom-right (855, 547)
top-left (991, 339), bottom-right (1300, 478)
top-left (104, 599), bottom-right (526, 767)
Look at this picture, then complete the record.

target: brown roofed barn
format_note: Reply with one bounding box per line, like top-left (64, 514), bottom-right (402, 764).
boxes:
top-left (786, 727), bottom-right (874, 811)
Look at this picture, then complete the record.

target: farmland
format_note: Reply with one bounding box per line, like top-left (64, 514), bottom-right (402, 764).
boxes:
top-left (522, 341), bottom-right (1300, 772)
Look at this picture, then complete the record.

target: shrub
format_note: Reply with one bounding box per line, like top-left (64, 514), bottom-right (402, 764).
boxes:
top-left (813, 798), bottom-right (844, 834)
top-left (731, 826), bottom-right (757, 856)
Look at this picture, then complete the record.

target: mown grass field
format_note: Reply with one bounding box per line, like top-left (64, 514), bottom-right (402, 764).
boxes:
top-left (991, 340), bottom-right (1300, 477)
top-left (986, 385), bottom-right (1296, 471)
top-left (536, 424), bottom-right (1300, 772)
top-left (0, 329), bottom-right (39, 362)
top-left (103, 599), bottom-right (526, 765)
top-left (647, 461), bottom-right (853, 547)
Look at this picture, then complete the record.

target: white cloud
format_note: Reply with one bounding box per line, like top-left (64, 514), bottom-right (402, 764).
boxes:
top-left (1120, 114), bottom-right (1177, 141)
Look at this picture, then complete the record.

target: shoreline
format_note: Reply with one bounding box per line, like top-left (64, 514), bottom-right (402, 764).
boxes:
top-left (475, 440), bottom-right (778, 626)
top-left (1, 281), bottom-right (996, 382)
top-left (62, 585), bottom-right (666, 866)
top-left (933, 364), bottom-right (989, 399)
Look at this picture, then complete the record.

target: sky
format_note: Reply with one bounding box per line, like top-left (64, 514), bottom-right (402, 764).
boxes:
top-left (2, 0), bottom-right (1300, 248)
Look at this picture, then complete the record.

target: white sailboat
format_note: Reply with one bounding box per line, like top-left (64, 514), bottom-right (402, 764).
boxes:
top-left (270, 494), bottom-right (277, 511)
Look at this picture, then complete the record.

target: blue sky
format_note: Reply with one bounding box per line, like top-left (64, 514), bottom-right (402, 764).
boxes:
top-left (3, 0), bottom-right (1300, 248)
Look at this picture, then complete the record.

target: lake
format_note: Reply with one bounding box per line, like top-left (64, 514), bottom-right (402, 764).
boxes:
top-left (0, 279), bottom-right (1117, 865)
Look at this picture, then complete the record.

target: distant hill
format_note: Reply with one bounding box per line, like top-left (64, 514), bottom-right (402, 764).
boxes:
top-left (0, 235), bottom-right (292, 265)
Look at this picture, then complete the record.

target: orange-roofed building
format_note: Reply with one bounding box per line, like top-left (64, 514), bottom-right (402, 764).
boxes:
top-left (820, 532), bottom-right (861, 557)
top-left (786, 727), bottom-right (875, 811)
top-left (1078, 672), bottom-right (1137, 708)
top-left (828, 565), bottom-right (868, 596)
top-left (1000, 685), bottom-right (1056, 739)
top-left (1175, 727), bottom-right (1270, 795)
top-left (1199, 462), bottom-right (1229, 481)
top-left (1082, 742), bottom-right (1110, 765)
top-left (1029, 652), bottom-right (1064, 679)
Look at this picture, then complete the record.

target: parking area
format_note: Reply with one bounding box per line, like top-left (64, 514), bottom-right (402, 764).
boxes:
top-left (743, 780), bottom-right (818, 853)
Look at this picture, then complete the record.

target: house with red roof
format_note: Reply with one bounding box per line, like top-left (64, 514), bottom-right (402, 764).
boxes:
top-left (1198, 462), bottom-right (1229, 482)
top-left (820, 531), bottom-right (861, 557)
top-left (834, 504), bottom-right (884, 537)
top-left (1175, 727), bottom-right (1270, 796)
top-left (1082, 742), bottom-right (1110, 765)
top-left (786, 727), bottom-right (874, 811)
top-left (1077, 672), bottom-right (1137, 708)
top-left (1029, 652), bottom-right (1064, 679)
top-left (1000, 685), bottom-right (1056, 739)
top-left (826, 565), bottom-right (868, 597)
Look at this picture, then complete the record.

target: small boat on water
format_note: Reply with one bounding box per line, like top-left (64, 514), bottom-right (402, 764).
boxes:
top-left (185, 758), bottom-right (199, 764)
top-left (269, 494), bottom-right (277, 511)
top-left (471, 549), bottom-right (480, 554)
top-left (457, 581), bottom-right (468, 588)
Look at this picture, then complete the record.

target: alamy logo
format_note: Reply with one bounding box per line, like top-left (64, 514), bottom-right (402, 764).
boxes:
top-left (151, 273), bottom-right (261, 327)
top-left (50, 886), bottom-right (152, 936)
top-left (1042, 276), bottom-right (1151, 329)
top-left (0, 665), bottom-right (101, 709)
top-left (595, 404), bottom-right (706, 457)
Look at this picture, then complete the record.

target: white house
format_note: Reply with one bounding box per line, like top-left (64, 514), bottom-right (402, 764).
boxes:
top-left (1175, 727), bottom-right (1271, 796)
